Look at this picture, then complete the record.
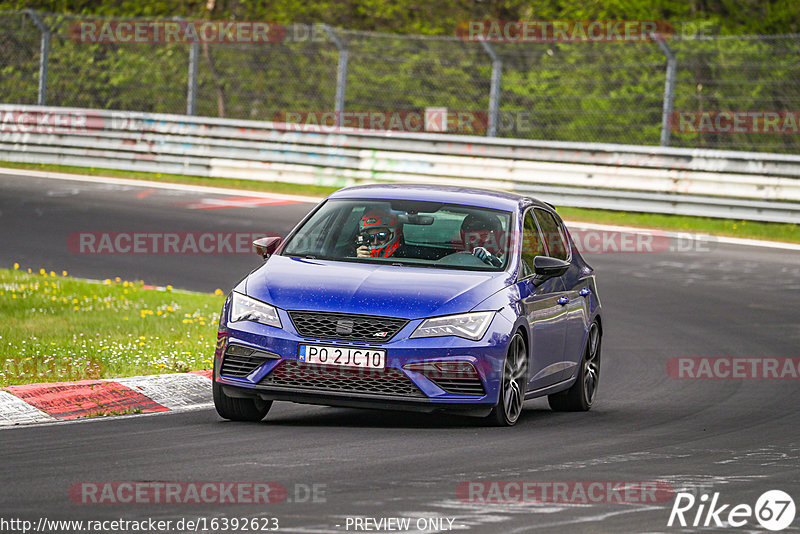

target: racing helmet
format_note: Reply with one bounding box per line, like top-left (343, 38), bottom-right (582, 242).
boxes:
top-left (359, 209), bottom-right (402, 258)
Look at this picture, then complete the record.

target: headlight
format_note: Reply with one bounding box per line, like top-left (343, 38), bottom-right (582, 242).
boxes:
top-left (410, 311), bottom-right (495, 341)
top-left (230, 292), bottom-right (282, 328)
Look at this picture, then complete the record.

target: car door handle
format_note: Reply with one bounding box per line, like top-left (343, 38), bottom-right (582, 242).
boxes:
top-left (579, 287), bottom-right (591, 297)
top-left (557, 296), bottom-right (570, 306)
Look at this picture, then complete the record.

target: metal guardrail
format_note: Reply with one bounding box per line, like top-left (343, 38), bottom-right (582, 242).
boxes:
top-left (2, 105), bottom-right (800, 223)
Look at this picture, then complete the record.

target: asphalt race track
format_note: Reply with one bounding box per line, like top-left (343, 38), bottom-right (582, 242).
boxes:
top-left (2, 173), bottom-right (800, 533)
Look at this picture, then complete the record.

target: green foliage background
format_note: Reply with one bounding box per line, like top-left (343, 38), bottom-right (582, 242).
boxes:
top-left (1, 1), bottom-right (798, 152)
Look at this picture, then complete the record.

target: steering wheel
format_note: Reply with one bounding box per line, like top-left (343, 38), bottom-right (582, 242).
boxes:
top-left (471, 246), bottom-right (503, 267)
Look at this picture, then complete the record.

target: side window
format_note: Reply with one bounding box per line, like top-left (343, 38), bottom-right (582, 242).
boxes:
top-left (534, 209), bottom-right (569, 261)
top-left (521, 211), bottom-right (546, 277)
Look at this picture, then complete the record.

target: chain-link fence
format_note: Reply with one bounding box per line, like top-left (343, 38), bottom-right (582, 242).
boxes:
top-left (2, 11), bottom-right (799, 153)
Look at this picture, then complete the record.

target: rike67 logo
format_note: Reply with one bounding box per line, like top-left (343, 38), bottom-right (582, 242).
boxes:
top-left (668, 490), bottom-right (796, 531)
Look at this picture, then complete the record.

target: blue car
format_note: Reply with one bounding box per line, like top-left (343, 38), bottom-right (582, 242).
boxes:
top-left (213, 184), bottom-right (602, 426)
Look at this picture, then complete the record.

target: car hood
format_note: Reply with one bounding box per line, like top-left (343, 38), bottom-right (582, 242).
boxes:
top-left (243, 255), bottom-right (512, 319)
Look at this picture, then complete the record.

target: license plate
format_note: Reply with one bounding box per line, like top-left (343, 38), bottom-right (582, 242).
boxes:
top-left (298, 344), bottom-right (386, 369)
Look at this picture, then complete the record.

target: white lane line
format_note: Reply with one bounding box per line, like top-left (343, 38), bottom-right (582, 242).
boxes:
top-left (0, 401), bottom-right (215, 431)
top-left (3, 166), bottom-right (799, 251)
top-left (0, 390), bottom-right (55, 426)
top-left (564, 221), bottom-right (800, 252)
top-left (0, 167), bottom-right (321, 203)
top-left (182, 196), bottom-right (301, 209)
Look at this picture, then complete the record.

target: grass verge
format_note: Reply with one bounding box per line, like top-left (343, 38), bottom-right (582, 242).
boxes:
top-left (0, 266), bottom-right (225, 386)
top-left (1, 160), bottom-right (797, 243)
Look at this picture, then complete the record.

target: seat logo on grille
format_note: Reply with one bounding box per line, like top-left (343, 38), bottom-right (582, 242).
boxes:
top-left (335, 319), bottom-right (354, 334)
top-left (373, 331), bottom-right (389, 338)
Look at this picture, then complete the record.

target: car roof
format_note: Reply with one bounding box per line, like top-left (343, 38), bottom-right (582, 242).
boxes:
top-left (328, 183), bottom-right (550, 212)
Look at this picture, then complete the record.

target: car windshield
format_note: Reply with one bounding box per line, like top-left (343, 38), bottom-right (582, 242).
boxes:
top-left (281, 198), bottom-right (514, 271)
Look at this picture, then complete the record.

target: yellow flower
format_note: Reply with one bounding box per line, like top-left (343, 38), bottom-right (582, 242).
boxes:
top-left (115, 277), bottom-right (121, 282)
top-left (62, 270), bottom-right (68, 276)
top-left (40, 268), bottom-right (46, 276)
top-left (214, 289), bottom-right (224, 295)
top-left (166, 285), bottom-right (173, 291)
top-left (49, 271), bottom-right (56, 277)
top-left (73, 306), bottom-right (79, 311)
top-left (13, 263), bottom-right (19, 270)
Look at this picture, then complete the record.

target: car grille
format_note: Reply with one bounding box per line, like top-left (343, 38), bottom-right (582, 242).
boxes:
top-left (258, 360), bottom-right (426, 398)
top-left (288, 311), bottom-right (408, 342)
top-left (220, 347), bottom-right (277, 377)
top-left (428, 378), bottom-right (486, 396)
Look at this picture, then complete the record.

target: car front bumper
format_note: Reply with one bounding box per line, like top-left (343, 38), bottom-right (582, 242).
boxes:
top-left (214, 307), bottom-right (514, 413)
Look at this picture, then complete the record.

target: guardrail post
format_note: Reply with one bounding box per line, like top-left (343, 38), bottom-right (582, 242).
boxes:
top-left (479, 41), bottom-right (502, 137)
top-left (656, 37), bottom-right (677, 147)
top-left (322, 25), bottom-right (348, 124)
top-left (186, 41), bottom-right (200, 115)
top-left (25, 9), bottom-right (50, 106)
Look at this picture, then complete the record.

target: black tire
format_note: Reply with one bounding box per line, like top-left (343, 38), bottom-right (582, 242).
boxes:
top-left (486, 332), bottom-right (528, 426)
top-left (548, 321), bottom-right (601, 412)
top-left (213, 370), bottom-right (272, 422)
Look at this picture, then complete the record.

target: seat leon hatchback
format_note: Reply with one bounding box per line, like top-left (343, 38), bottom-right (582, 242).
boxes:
top-left (213, 184), bottom-right (603, 426)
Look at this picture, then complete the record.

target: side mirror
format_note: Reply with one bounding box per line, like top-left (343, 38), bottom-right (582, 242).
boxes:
top-left (532, 256), bottom-right (570, 281)
top-left (253, 236), bottom-right (282, 260)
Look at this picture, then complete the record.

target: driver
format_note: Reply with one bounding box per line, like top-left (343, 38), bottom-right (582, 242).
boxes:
top-left (459, 213), bottom-right (504, 267)
top-left (356, 209), bottom-right (404, 259)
